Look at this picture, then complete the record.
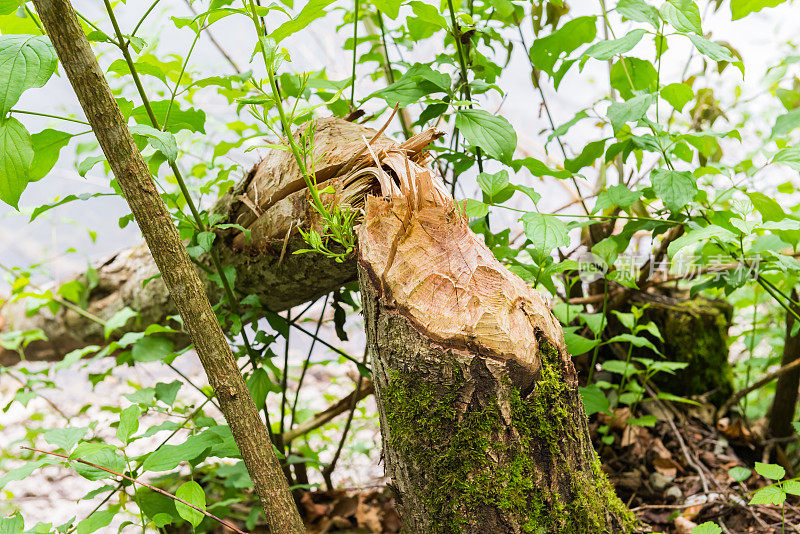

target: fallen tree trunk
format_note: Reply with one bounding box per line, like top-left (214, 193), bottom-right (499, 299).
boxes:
top-left (0, 119), bottom-right (441, 364)
top-left (357, 154), bottom-right (636, 532)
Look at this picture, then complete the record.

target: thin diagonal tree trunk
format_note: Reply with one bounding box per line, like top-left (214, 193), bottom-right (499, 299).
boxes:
top-left (357, 152), bottom-right (637, 533)
top-left (31, 0), bottom-right (304, 530)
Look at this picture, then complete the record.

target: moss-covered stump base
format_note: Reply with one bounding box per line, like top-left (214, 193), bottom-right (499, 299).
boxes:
top-left (360, 268), bottom-right (636, 533)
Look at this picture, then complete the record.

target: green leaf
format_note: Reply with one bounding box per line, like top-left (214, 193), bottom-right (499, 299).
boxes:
top-left (477, 170), bottom-right (510, 203)
top-left (565, 139), bottom-right (606, 172)
top-left (71, 443), bottom-right (125, 481)
top-left (0, 1), bottom-right (22, 16)
top-left (117, 405), bottom-right (140, 445)
top-left (579, 384), bottom-right (612, 416)
top-left (687, 34), bottom-right (743, 74)
top-left (747, 192), bottom-right (785, 222)
top-left (129, 124), bottom-right (178, 162)
top-left (731, 0), bottom-right (787, 19)
top-left (370, 64), bottom-right (450, 107)
top-left (104, 307), bottom-right (138, 339)
top-left (661, 83), bottom-right (694, 112)
top-left (155, 380), bottom-right (182, 405)
top-left (132, 335), bottom-right (174, 363)
top-left (727, 466), bottom-right (752, 482)
top-left (271, 0), bottom-right (336, 42)
top-left (660, 0), bottom-right (701, 34)
top-left (0, 117), bottom-right (32, 208)
top-left (512, 157), bottom-right (571, 178)
top-left (564, 331), bottom-right (599, 355)
top-left (617, 0), bottom-right (660, 27)
top-left (43, 426), bottom-right (87, 453)
top-left (607, 93), bottom-right (654, 131)
top-left (521, 212), bottom-right (569, 258)
top-left (124, 387), bottom-right (156, 405)
top-left (464, 198), bottom-right (489, 218)
top-left (132, 100), bottom-right (205, 134)
top-left (0, 513), bottom-right (23, 534)
top-left (584, 29), bottom-right (646, 61)
top-left (749, 484), bottom-right (786, 505)
top-left (247, 368), bottom-right (270, 411)
top-left (142, 432), bottom-right (218, 472)
top-left (594, 184), bottom-right (641, 211)
top-left (77, 155), bottom-right (105, 177)
top-left (454, 109), bottom-right (517, 163)
top-left (667, 225), bottom-right (736, 257)
top-left (610, 57), bottom-right (658, 100)
top-left (0, 35), bottom-right (57, 115)
top-left (29, 128), bottom-right (71, 182)
top-left (627, 415), bottom-right (657, 426)
top-left (650, 168), bottom-right (698, 212)
top-left (175, 481), bottom-right (206, 527)
top-left (754, 461), bottom-right (785, 480)
top-left (30, 193), bottom-right (108, 221)
top-left (0, 459), bottom-right (57, 490)
top-left (772, 108), bottom-right (800, 136)
top-left (76, 510), bottom-right (114, 534)
top-left (197, 230), bottom-right (216, 252)
top-left (772, 147), bottom-right (800, 170)
top-left (692, 522), bottom-right (722, 534)
top-left (371, 0), bottom-right (402, 18)
top-left (529, 16), bottom-right (597, 84)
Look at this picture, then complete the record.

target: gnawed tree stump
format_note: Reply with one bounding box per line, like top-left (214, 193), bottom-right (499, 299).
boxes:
top-left (357, 156), bottom-right (635, 533)
top-left (0, 118), bottom-right (441, 364)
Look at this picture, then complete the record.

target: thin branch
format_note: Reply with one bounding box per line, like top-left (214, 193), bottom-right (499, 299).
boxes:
top-left (719, 356), bottom-right (800, 418)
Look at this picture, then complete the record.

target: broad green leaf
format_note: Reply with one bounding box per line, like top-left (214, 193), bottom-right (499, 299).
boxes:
top-left (772, 108), bottom-right (800, 136)
top-left (660, 0), bottom-right (701, 34)
top-left (607, 93), bottom-right (654, 131)
top-left (77, 155), bottom-right (105, 177)
top-left (594, 184), bottom-right (641, 211)
top-left (155, 380), bottom-right (182, 405)
top-left (692, 522), bottom-right (722, 534)
top-left (370, 64), bottom-right (450, 107)
top-left (584, 29), bottom-right (646, 61)
top-left (521, 212), bottom-right (569, 257)
top-left (731, 0), bottom-right (787, 19)
top-left (772, 147), bottom-right (800, 170)
top-left (30, 193), bottom-right (108, 221)
top-left (175, 481), bottom-right (206, 527)
top-left (124, 387), bottom-right (156, 405)
top-left (271, 0), bottom-right (336, 42)
top-left (748, 192), bottom-right (785, 222)
top-left (142, 433), bottom-right (218, 472)
top-left (667, 225), bottom-right (735, 257)
top-left (464, 198), bottom-right (489, 218)
top-left (477, 170), bottom-right (510, 203)
top-left (579, 384), bottom-right (612, 416)
top-left (661, 83), bottom-right (693, 112)
top-left (117, 405), bottom-right (140, 444)
top-left (372, 0), bottom-right (402, 18)
top-left (602, 360), bottom-right (637, 376)
top-left (512, 157), bottom-right (571, 178)
top-left (104, 307), bottom-right (138, 338)
top-left (76, 511), bottom-right (114, 534)
top-left (0, 116), bottom-right (32, 208)
top-left (0, 458), bottom-right (57, 490)
top-left (44, 426), bottom-right (87, 453)
top-left (0, 35), bottom-right (57, 115)
top-left (454, 109), bottom-right (517, 163)
top-left (197, 230), bottom-right (215, 252)
top-left (650, 168), bottom-right (698, 212)
top-left (0, 1), bottom-right (22, 16)
top-left (131, 335), bottom-right (174, 363)
top-left (129, 124), bottom-right (178, 162)
top-left (0, 513), bottom-right (23, 534)
top-left (727, 466), bottom-right (752, 482)
top-left (749, 484), bottom-right (786, 505)
top-left (754, 461), bottom-right (785, 480)
top-left (132, 100), bottom-right (205, 134)
top-left (627, 415), bottom-right (657, 426)
top-left (71, 443), bottom-right (125, 481)
top-left (529, 16), bottom-right (596, 80)
top-left (564, 330), bottom-right (599, 355)
top-left (617, 0), bottom-right (660, 27)
top-left (687, 34), bottom-right (743, 74)
top-left (247, 368), bottom-right (270, 411)
top-left (606, 333), bottom-right (662, 354)
top-left (28, 128), bottom-right (71, 182)
top-left (610, 57), bottom-right (658, 100)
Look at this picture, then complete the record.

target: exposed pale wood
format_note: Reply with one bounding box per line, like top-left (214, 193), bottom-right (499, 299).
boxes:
top-left (357, 149), bottom-right (635, 532)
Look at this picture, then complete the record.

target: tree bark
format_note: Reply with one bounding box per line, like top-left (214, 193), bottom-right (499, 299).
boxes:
top-left (356, 154), bottom-right (636, 532)
top-left (31, 0), bottom-right (304, 530)
top-left (0, 119), bottom-right (441, 365)
top-left (768, 288), bottom-right (800, 439)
